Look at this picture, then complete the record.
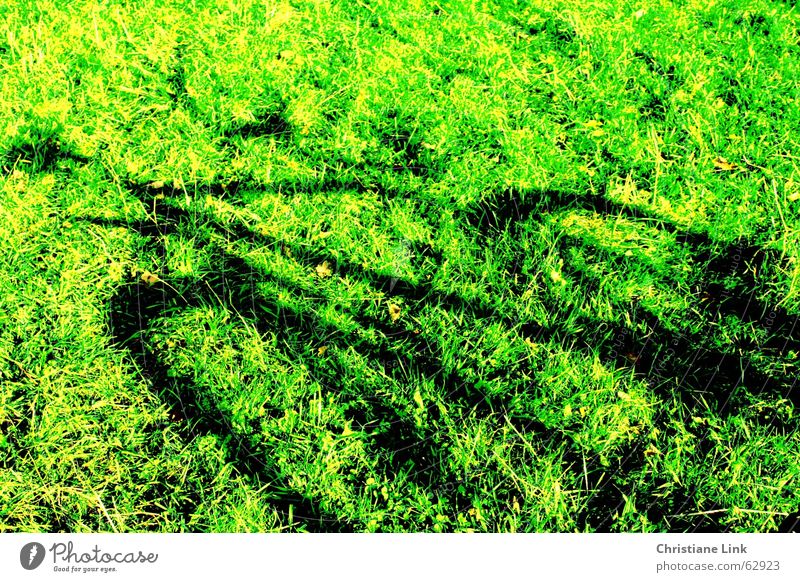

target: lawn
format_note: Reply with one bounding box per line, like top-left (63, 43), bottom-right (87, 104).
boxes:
top-left (0, 0), bottom-right (799, 532)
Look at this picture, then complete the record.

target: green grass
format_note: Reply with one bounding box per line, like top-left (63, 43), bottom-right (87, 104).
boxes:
top-left (1, 0), bottom-right (799, 533)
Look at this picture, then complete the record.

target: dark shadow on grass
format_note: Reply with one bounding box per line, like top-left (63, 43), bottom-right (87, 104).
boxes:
top-left (562, 308), bottom-right (796, 531)
top-left (86, 181), bottom-right (601, 530)
top-left (107, 250), bottom-right (346, 532)
top-left (467, 186), bottom-right (798, 406)
top-left (778, 511), bottom-right (800, 533)
top-left (221, 110), bottom-right (292, 143)
top-left (2, 136), bottom-right (90, 175)
top-left (88, 174), bottom-right (800, 532)
top-left (94, 196), bottom-right (478, 528)
top-left (461, 186), bottom-right (799, 531)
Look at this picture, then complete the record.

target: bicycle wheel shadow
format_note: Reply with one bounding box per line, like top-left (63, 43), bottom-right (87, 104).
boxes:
top-left (99, 182), bottom-right (471, 531)
top-left (103, 196), bottom-right (347, 531)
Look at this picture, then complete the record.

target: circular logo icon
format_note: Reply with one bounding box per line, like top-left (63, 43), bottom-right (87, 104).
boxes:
top-left (20, 542), bottom-right (46, 570)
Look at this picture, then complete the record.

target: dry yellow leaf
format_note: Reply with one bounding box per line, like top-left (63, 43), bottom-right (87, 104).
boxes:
top-left (644, 444), bottom-right (662, 457)
top-left (140, 271), bottom-right (160, 286)
top-left (713, 157), bottom-right (737, 171)
top-left (315, 261), bottom-right (332, 278)
top-left (317, 346), bottom-right (328, 356)
top-left (388, 303), bottom-right (402, 322)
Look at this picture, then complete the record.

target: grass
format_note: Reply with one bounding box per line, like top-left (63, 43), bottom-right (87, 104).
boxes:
top-left (0, 0), bottom-right (799, 533)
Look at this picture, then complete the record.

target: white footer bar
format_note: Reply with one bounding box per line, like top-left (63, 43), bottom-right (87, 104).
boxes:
top-left (2, 533), bottom-right (797, 581)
